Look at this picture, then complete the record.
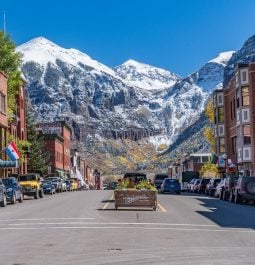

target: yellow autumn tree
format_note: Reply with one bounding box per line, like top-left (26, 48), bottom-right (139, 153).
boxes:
top-left (200, 162), bottom-right (219, 178)
top-left (204, 99), bottom-right (216, 151)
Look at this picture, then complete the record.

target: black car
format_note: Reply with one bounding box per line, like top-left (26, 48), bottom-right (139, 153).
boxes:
top-left (65, 180), bottom-right (71, 191)
top-left (0, 179), bottom-right (7, 207)
top-left (123, 172), bottom-right (147, 184)
top-left (153, 173), bottom-right (169, 190)
top-left (233, 176), bottom-right (255, 204)
top-left (2, 177), bottom-right (23, 204)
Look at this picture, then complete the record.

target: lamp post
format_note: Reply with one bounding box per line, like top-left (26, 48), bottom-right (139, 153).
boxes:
top-left (222, 153), bottom-right (227, 177)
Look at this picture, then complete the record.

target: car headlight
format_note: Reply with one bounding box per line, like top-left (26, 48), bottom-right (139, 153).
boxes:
top-left (7, 188), bottom-right (13, 192)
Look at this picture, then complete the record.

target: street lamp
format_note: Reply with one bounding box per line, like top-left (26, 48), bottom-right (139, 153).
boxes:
top-left (222, 153), bottom-right (227, 177)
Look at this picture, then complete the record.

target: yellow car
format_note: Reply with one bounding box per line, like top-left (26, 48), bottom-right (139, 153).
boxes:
top-left (18, 173), bottom-right (44, 199)
top-left (70, 179), bottom-right (78, 191)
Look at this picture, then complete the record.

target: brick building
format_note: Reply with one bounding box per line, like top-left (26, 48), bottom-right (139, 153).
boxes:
top-left (214, 63), bottom-right (255, 176)
top-left (37, 121), bottom-right (72, 178)
top-left (0, 71), bottom-right (9, 177)
top-left (9, 77), bottom-right (27, 175)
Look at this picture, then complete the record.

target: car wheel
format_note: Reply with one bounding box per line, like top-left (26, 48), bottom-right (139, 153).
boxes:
top-left (229, 191), bottom-right (234, 202)
top-left (234, 193), bottom-right (241, 204)
top-left (0, 193), bottom-right (7, 207)
top-left (19, 193), bottom-right (23, 203)
top-left (39, 190), bottom-right (44, 198)
top-left (34, 190), bottom-right (39, 199)
top-left (11, 193), bottom-right (16, 204)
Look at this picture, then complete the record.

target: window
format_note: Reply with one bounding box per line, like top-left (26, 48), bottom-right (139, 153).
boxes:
top-left (233, 99), bottom-right (236, 118)
top-left (193, 157), bottom-right (201, 163)
top-left (0, 93), bottom-right (6, 113)
top-left (202, 156), bottom-right (209, 163)
top-left (218, 125), bottom-right (224, 136)
top-left (242, 87), bottom-right (249, 106)
top-left (240, 69), bottom-right (248, 84)
top-left (243, 125), bottom-right (251, 145)
top-left (219, 137), bottom-right (225, 153)
top-left (243, 147), bottom-right (251, 160)
top-left (218, 107), bottom-right (224, 123)
top-left (231, 136), bottom-right (237, 154)
top-left (217, 93), bottom-right (223, 105)
top-left (230, 101), bottom-right (233, 120)
top-left (242, 109), bottom-right (250, 123)
top-left (236, 97), bottom-right (240, 108)
top-left (242, 71), bottom-right (247, 82)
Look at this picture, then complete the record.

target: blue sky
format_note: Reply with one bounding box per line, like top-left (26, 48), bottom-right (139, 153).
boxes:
top-left (2, 0), bottom-right (255, 76)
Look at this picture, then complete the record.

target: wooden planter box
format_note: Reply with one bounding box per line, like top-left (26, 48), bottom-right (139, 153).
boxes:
top-left (114, 189), bottom-right (157, 211)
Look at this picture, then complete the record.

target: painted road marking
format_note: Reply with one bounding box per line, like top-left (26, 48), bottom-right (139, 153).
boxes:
top-left (102, 194), bottom-right (114, 210)
top-left (6, 222), bottom-right (218, 227)
top-left (157, 202), bottom-right (167, 212)
top-left (0, 226), bottom-right (254, 233)
top-left (0, 217), bottom-right (95, 222)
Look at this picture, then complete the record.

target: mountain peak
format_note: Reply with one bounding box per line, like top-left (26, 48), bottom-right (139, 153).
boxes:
top-left (115, 59), bottom-right (180, 91)
top-left (17, 37), bottom-right (117, 77)
top-left (209, 51), bottom-right (235, 65)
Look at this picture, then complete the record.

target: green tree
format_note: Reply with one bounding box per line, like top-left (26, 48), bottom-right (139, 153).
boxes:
top-left (26, 108), bottom-right (50, 175)
top-left (0, 31), bottom-right (22, 120)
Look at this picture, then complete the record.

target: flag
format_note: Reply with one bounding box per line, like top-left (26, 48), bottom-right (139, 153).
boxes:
top-left (211, 153), bottom-right (218, 164)
top-left (5, 141), bottom-right (21, 161)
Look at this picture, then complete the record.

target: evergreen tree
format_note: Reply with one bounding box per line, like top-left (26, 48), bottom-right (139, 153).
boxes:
top-left (26, 108), bottom-right (51, 175)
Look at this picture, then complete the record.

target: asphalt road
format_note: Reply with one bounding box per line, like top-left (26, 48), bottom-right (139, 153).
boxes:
top-left (0, 190), bottom-right (254, 265)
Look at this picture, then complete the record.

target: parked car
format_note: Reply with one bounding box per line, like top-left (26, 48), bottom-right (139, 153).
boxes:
top-left (42, 180), bottom-right (56, 195)
top-left (153, 173), bottom-right (169, 191)
top-left (191, 179), bottom-right (201, 193)
top-left (205, 178), bottom-right (222, 196)
top-left (108, 181), bottom-right (118, 190)
top-left (195, 178), bottom-right (210, 193)
top-left (65, 180), bottom-right (72, 191)
top-left (46, 177), bottom-right (63, 193)
top-left (0, 179), bottom-right (7, 207)
top-left (18, 173), bottom-right (44, 199)
top-left (214, 179), bottom-right (226, 198)
top-left (160, 178), bottom-right (181, 194)
top-left (220, 175), bottom-right (239, 201)
top-left (187, 178), bottom-right (199, 192)
top-left (70, 179), bottom-right (78, 191)
top-left (2, 177), bottom-right (23, 204)
top-left (60, 178), bottom-right (67, 192)
top-left (232, 176), bottom-right (255, 204)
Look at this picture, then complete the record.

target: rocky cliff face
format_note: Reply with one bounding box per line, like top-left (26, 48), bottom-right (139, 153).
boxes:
top-left (224, 34), bottom-right (255, 86)
top-left (17, 37), bottom-right (234, 169)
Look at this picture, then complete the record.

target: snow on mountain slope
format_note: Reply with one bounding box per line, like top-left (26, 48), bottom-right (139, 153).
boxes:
top-left (209, 51), bottom-right (235, 65)
top-left (115, 59), bottom-right (180, 91)
top-left (17, 37), bottom-right (117, 77)
top-left (17, 36), bottom-right (235, 157)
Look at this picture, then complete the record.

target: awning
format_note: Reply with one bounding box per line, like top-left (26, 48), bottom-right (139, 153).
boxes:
top-left (0, 160), bottom-right (18, 168)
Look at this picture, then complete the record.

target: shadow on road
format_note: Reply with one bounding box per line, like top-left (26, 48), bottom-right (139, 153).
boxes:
top-left (195, 196), bottom-right (255, 229)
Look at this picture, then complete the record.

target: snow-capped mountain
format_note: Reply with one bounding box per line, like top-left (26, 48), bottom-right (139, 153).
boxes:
top-left (115, 59), bottom-right (180, 91)
top-left (17, 36), bottom-right (233, 157)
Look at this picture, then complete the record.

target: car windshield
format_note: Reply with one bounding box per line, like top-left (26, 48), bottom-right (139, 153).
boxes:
top-left (18, 175), bottom-right (36, 181)
top-left (165, 179), bottom-right (179, 184)
top-left (155, 174), bottom-right (168, 180)
top-left (2, 178), bottom-right (13, 186)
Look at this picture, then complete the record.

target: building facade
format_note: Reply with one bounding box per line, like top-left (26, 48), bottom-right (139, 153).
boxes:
top-left (214, 63), bottom-right (255, 176)
top-left (37, 121), bottom-right (72, 178)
